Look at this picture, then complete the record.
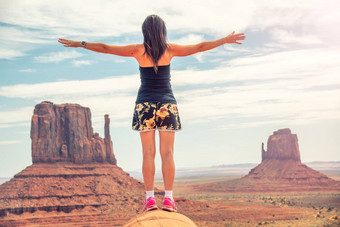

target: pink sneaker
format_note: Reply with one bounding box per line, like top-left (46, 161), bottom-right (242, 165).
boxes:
top-left (162, 197), bottom-right (177, 212)
top-left (142, 197), bottom-right (158, 213)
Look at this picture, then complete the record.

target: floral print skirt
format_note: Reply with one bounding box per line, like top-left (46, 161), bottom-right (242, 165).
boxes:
top-left (132, 102), bottom-right (181, 132)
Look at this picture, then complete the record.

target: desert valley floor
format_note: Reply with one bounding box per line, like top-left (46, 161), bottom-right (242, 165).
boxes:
top-left (1, 171), bottom-right (339, 227)
top-left (152, 172), bottom-right (340, 227)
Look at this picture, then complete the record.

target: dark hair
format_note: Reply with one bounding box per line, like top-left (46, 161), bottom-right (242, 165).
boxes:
top-left (142, 15), bottom-right (168, 73)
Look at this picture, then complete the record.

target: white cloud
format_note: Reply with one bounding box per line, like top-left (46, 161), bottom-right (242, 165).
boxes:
top-left (171, 34), bottom-right (205, 45)
top-left (34, 50), bottom-right (84, 63)
top-left (168, 47), bottom-right (340, 89)
top-left (193, 52), bottom-right (205, 63)
top-left (223, 45), bottom-right (252, 54)
top-left (0, 48), bottom-right (25, 59)
top-left (0, 107), bottom-right (33, 124)
top-left (113, 58), bottom-right (127, 63)
top-left (0, 26), bottom-right (52, 44)
top-left (19, 68), bottom-right (36, 73)
top-left (0, 140), bottom-right (22, 145)
top-left (0, 74), bottom-right (139, 99)
top-left (1, 0), bottom-right (339, 43)
top-left (176, 81), bottom-right (340, 126)
top-left (171, 47), bottom-right (340, 126)
top-left (270, 28), bottom-right (323, 45)
top-left (71, 60), bottom-right (93, 67)
top-left (0, 26), bottom-right (54, 60)
top-left (0, 122), bottom-right (30, 128)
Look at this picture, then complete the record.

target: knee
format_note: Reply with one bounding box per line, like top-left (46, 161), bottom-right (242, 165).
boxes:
top-left (143, 146), bottom-right (155, 159)
top-left (160, 148), bottom-right (173, 160)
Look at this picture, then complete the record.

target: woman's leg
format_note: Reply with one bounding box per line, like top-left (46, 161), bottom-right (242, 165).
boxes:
top-left (159, 130), bottom-right (175, 190)
top-left (140, 130), bottom-right (156, 191)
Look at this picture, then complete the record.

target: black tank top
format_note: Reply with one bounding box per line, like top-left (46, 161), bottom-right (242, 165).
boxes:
top-left (135, 64), bottom-right (177, 104)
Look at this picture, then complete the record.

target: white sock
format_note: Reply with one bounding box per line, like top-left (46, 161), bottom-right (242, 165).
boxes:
top-left (164, 190), bottom-right (173, 199)
top-left (146, 190), bottom-right (154, 200)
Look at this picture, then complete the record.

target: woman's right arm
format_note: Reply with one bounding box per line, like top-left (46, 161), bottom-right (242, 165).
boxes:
top-left (58, 38), bottom-right (139, 57)
top-left (169, 31), bottom-right (245, 57)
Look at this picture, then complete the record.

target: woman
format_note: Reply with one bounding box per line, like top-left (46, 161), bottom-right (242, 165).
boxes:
top-left (58, 14), bottom-right (245, 213)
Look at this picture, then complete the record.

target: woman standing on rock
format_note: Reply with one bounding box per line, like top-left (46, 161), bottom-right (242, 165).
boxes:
top-left (58, 15), bottom-right (245, 213)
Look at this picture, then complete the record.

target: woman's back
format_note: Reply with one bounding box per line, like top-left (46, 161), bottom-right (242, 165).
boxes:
top-left (134, 44), bottom-right (172, 67)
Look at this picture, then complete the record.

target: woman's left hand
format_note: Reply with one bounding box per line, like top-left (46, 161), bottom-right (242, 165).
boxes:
top-left (58, 38), bottom-right (81, 47)
top-left (224, 31), bottom-right (246, 45)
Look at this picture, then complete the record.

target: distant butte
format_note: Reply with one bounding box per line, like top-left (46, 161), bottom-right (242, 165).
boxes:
top-left (243, 128), bottom-right (337, 185)
top-left (194, 128), bottom-right (340, 193)
top-left (261, 128), bottom-right (300, 162)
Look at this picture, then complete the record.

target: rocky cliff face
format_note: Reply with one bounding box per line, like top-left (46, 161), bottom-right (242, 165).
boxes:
top-left (31, 101), bottom-right (116, 164)
top-left (261, 128), bottom-right (300, 162)
top-left (194, 128), bottom-right (340, 193)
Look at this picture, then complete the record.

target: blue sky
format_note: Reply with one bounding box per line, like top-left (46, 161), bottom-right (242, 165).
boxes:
top-left (1, 0), bottom-right (340, 177)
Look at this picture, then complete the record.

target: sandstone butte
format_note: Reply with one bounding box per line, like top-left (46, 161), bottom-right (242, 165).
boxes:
top-left (193, 128), bottom-right (340, 193)
top-left (0, 101), bottom-right (201, 226)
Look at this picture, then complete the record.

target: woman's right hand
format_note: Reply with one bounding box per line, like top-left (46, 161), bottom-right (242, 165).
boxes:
top-left (58, 38), bottom-right (81, 47)
top-left (224, 31), bottom-right (246, 45)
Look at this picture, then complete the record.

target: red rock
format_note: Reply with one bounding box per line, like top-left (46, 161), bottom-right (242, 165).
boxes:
top-left (0, 163), bottom-right (146, 218)
top-left (31, 101), bottom-right (116, 164)
top-left (244, 128), bottom-right (340, 190)
top-left (262, 128), bottom-right (300, 162)
top-left (105, 114), bottom-right (117, 165)
top-left (193, 128), bottom-right (340, 193)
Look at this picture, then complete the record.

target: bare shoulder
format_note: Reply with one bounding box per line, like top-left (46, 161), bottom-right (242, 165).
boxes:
top-left (133, 44), bottom-right (145, 55)
top-left (167, 43), bottom-right (198, 57)
top-left (167, 43), bottom-right (179, 56)
top-left (167, 43), bottom-right (179, 50)
top-left (135, 43), bottom-right (144, 49)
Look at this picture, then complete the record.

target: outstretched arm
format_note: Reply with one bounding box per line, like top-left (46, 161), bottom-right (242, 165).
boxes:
top-left (169, 31), bottom-right (245, 57)
top-left (58, 39), bottom-right (138, 57)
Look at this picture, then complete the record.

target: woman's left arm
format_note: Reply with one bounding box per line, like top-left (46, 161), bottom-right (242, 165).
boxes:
top-left (58, 38), bottom-right (138, 57)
